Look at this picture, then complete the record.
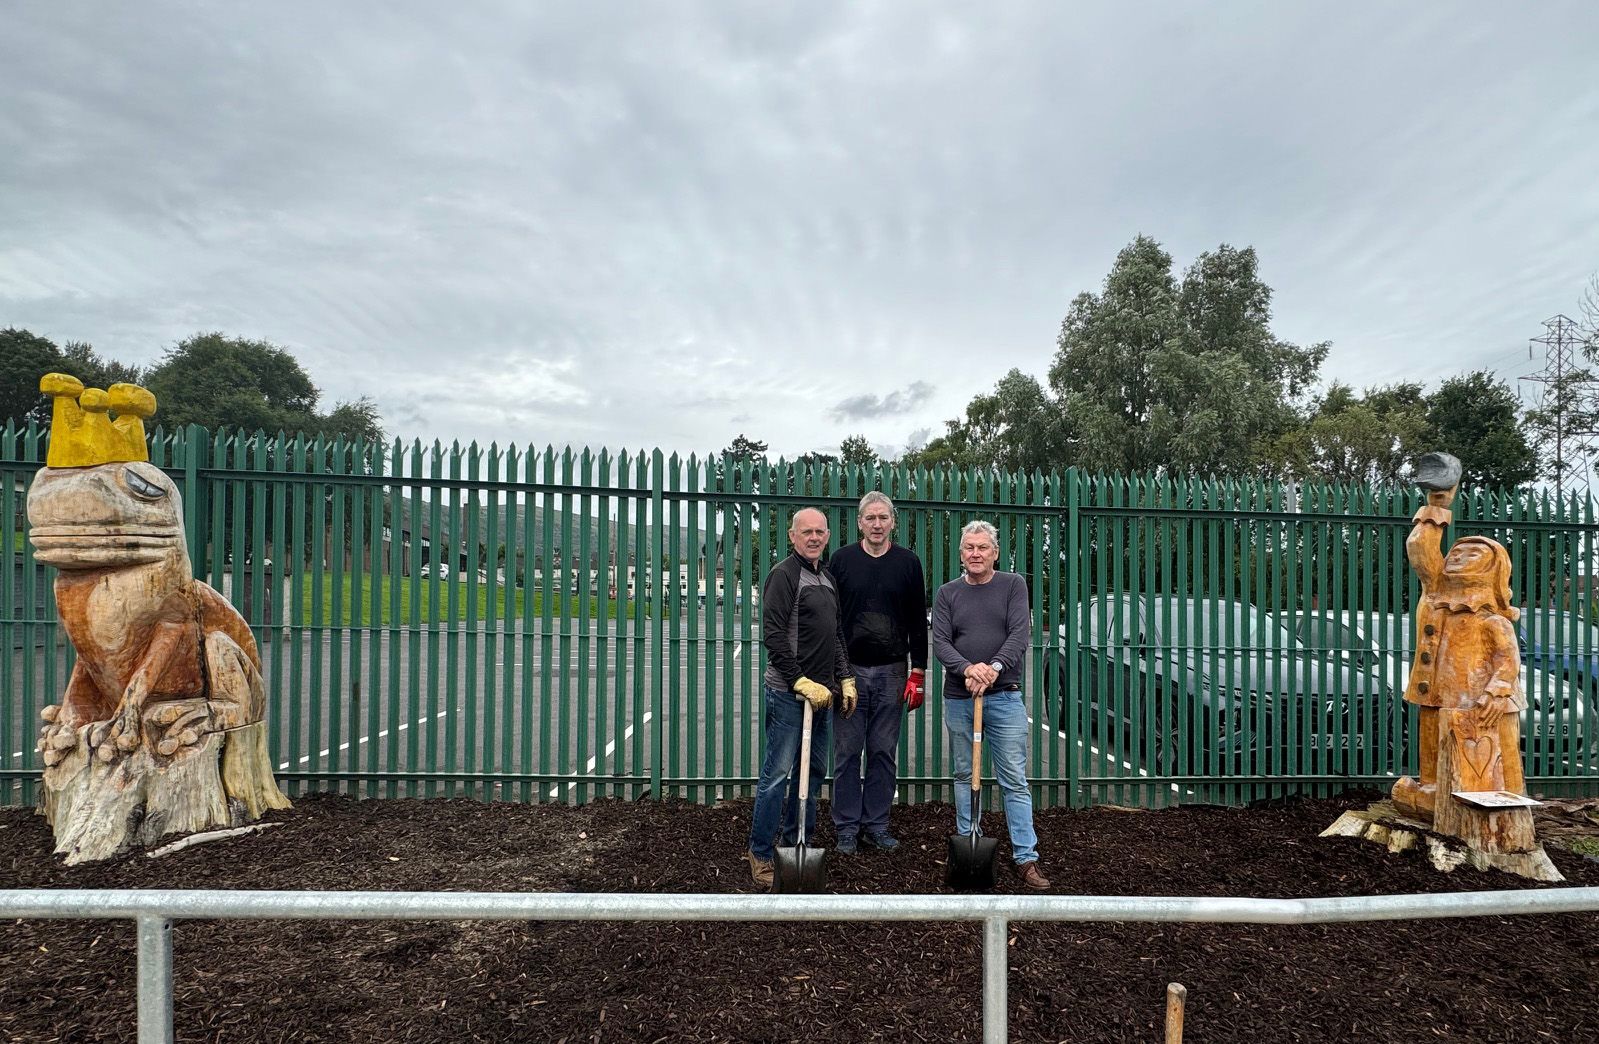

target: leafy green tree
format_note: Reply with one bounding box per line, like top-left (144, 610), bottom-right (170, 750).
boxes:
top-left (899, 430), bottom-right (973, 471)
top-left (60, 341), bottom-right (143, 393)
top-left (712, 434), bottom-right (770, 578)
top-left (1274, 381), bottom-right (1431, 484)
top-left (1521, 356), bottom-right (1599, 491)
top-left (723, 434), bottom-right (768, 459)
top-left (1048, 237), bottom-right (1326, 476)
top-left (313, 396), bottom-right (385, 443)
top-left (926, 369), bottom-right (1070, 474)
top-left (144, 332), bottom-right (382, 442)
top-left (145, 333), bottom-right (316, 433)
top-left (1, 328), bottom-right (65, 425)
top-left (838, 434), bottom-right (879, 468)
top-left (1, 330), bottom-right (144, 427)
top-left (1426, 370), bottom-right (1537, 492)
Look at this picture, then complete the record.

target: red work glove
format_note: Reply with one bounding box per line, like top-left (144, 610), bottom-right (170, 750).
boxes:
top-left (902, 668), bottom-right (926, 711)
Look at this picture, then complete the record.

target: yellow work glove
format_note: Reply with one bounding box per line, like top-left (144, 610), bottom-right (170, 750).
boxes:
top-left (840, 677), bottom-right (858, 717)
top-left (793, 676), bottom-right (832, 711)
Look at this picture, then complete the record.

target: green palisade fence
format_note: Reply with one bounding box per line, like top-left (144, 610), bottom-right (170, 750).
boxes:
top-left (3, 423), bottom-right (1595, 810)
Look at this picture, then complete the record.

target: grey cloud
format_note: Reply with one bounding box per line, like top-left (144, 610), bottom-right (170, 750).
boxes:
top-left (1, 4), bottom-right (1597, 462)
top-left (831, 381), bottom-right (936, 422)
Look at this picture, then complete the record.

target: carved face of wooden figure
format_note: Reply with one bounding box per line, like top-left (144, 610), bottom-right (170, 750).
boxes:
top-left (26, 461), bottom-right (185, 570)
top-left (1443, 542), bottom-right (1493, 576)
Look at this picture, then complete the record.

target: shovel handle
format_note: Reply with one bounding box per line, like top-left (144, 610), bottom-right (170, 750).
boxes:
top-left (797, 698), bottom-right (814, 797)
top-left (970, 692), bottom-right (984, 794)
top-left (795, 698), bottom-right (816, 847)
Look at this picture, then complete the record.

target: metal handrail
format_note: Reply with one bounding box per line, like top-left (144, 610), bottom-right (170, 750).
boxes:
top-left (7, 886), bottom-right (1599, 1044)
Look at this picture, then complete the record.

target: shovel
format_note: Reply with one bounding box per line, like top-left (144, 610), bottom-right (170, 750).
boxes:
top-left (947, 691), bottom-right (1000, 890)
top-left (773, 698), bottom-right (827, 893)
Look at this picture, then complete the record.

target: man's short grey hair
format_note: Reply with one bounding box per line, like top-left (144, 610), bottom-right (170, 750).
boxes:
top-left (858, 490), bottom-right (895, 520)
top-left (790, 506), bottom-right (827, 531)
top-left (960, 520), bottom-right (999, 547)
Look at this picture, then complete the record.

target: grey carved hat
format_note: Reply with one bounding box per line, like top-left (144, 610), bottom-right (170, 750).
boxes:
top-left (1413, 452), bottom-right (1462, 492)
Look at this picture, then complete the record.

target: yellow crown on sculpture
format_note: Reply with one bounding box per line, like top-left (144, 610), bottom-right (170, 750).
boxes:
top-left (40, 373), bottom-right (157, 468)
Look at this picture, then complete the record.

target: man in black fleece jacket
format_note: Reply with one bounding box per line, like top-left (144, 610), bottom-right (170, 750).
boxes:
top-left (745, 507), bottom-right (856, 888)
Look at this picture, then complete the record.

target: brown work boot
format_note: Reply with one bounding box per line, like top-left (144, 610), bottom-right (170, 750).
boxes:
top-left (1016, 861), bottom-right (1051, 891)
top-left (747, 851), bottom-right (774, 888)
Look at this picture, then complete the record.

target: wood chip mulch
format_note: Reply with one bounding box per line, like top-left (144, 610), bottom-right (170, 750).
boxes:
top-left (2, 790), bottom-right (1597, 1043)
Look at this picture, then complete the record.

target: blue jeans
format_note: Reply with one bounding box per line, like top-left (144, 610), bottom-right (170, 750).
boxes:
top-left (944, 690), bottom-right (1039, 865)
top-left (831, 663), bottom-right (906, 839)
top-left (748, 685), bottom-right (830, 862)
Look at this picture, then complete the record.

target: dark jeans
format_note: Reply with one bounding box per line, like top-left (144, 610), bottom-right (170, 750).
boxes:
top-left (748, 685), bottom-right (830, 862)
top-left (830, 662), bottom-right (906, 839)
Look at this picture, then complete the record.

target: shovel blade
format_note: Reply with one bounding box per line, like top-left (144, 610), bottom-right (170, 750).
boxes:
top-left (772, 843), bottom-right (828, 893)
top-left (945, 832), bottom-right (1000, 890)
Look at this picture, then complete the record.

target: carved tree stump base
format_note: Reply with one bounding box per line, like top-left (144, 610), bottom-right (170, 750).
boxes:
top-left (39, 702), bottom-right (289, 865)
top-left (1321, 801), bottom-right (1563, 883)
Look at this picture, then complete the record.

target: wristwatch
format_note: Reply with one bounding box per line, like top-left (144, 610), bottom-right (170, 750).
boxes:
top-left (988, 660), bottom-right (1003, 673)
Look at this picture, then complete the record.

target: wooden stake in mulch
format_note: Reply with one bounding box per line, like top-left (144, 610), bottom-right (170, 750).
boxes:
top-left (28, 374), bottom-right (290, 865)
top-left (1165, 982), bottom-right (1186, 1044)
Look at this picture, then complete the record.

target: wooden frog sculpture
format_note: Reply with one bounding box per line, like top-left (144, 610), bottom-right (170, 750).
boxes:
top-left (29, 374), bottom-right (288, 863)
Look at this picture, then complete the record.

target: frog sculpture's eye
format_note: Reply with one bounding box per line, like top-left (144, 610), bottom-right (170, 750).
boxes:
top-left (124, 468), bottom-right (168, 500)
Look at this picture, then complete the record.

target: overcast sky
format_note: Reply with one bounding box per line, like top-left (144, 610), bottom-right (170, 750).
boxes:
top-left (3, 3), bottom-right (1597, 460)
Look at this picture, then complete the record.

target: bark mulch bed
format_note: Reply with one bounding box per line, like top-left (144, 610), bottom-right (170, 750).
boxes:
top-left (2, 791), bottom-right (1597, 1043)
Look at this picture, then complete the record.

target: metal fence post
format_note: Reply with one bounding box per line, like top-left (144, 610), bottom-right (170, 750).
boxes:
top-left (984, 915), bottom-right (1007, 1044)
top-left (182, 425), bottom-right (204, 572)
top-left (649, 448), bottom-right (665, 799)
top-left (1064, 468), bottom-right (1082, 807)
top-left (136, 915), bottom-right (173, 1044)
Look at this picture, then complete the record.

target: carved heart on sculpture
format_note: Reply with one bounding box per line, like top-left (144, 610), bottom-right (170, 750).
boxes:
top-left (1460, 736), bottom-right (1496, 782)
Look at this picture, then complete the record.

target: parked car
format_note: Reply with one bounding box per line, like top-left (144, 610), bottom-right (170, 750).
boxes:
top-left (1051, 594), bottom-right (1395, 774)
top-left (1517, 609), bottom-right (1599, 696)
top-left (1285, 609), bottom-right (1587, 758)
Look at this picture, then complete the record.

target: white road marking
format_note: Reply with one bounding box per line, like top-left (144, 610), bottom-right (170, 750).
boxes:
top-left (553, 710), bottom-right (653, 797)
top-left (1031, 713), bottom-right (1185, 796)
top-left (278, 708), bottom-right (453, 770)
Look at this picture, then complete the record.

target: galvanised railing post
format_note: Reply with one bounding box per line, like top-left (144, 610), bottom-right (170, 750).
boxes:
top-left (984, 915), bottom-right (1008, 1044)
top-left (136, 915), bottom-right (173, 1044)
top-left (6, 887), bottom-right (1599, 1041)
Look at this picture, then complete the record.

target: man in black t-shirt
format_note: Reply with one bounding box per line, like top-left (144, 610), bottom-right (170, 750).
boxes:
top-left (826, 491), bottom-right (927, 853)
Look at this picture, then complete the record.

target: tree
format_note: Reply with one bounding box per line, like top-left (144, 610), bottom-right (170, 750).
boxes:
top-left (724, 434), bottom-right (768, 459)
top-left (1426, 371), bottom-right (1537, 492)
top-left (314, 397), bottom-right (385, 444)
top-left (144, 332), bottom-right (382, 442)
top-left (1, 328), bottom-right (66, 426)
top-left (916, 369), bottom-right (1069, 474)
top-left (1520, 332), bottom-right (1599, 492)
top-left (1048, 237), bottom-right (1327, 476)
top-left (838, 434), bottom-right (879, 469)
top-left (1273, 381), bottom-right (1432, 484)
top-left (712, 434), bottom-right (770, 577)
top-left (60, 341), bottom-right (143, 392)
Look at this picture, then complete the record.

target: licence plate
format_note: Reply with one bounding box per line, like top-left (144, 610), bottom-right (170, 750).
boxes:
top-left (1311, 735), bottom-right (1367, 750)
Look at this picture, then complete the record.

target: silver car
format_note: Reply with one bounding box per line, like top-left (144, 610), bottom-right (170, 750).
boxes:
top-left (1284, 609), bottom-right (1587, 760)
top-left (1052, 594), bottom-right (1399, 775)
